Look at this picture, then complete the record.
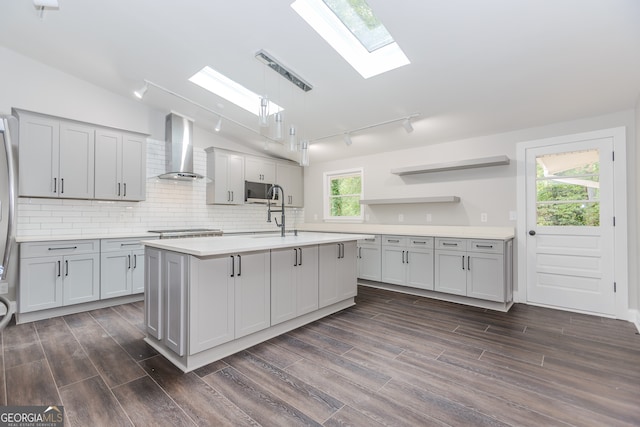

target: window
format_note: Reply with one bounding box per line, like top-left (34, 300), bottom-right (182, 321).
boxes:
top-left (323, 168), bottom-right (363, 221)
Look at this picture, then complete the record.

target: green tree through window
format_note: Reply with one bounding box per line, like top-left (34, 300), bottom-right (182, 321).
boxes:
top-left (325, 170), bottom-right (362, 220)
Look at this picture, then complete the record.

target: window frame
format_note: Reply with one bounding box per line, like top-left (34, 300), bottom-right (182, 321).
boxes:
top-left (323, 167), bottom-right (364, 222)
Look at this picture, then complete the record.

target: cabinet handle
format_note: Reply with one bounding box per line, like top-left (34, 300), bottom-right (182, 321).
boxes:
top-left (358, 247), bottom-right (362, 259)
top-left (228, 191), bottom-right (231, 202)
top-left (413, 241), bottom-right (426, 245)
top-left (123, 183), bottom-right (127, 197)
top-left (298, 247), bottom-right (302, 266)
top-left (467, 256), bottom-right (471, 271)
top-left (118, 183), bottom-right (121, 196)
top-left (402, 250), bottom-right (405, 264)
top-left (443, 242), bottom-right (458, 247)
top-left (61, 178), bottom-right (64, 194)
top-left (365, 238), bottom-right (375, 242)
top-left (120, 243), bottom-right (140, 247)
top-left (462, 255), bottom-right (465, 270)
top-left (57, 260), bottom-right (61, 277)
top-left (48, 246), bottom-right (78, 251)
top-left (294, 248), bottom-right (298, 267)
top-left (133, 254), bottom-right (137, 269)
top-left (406, 251), bottom-right (409, 263)
top-left (53, 177), bottom-right (57, 193)
top-left (388, 239), bottom-right (400, 243)
top-left (476, 245), bottom-right (494, 249)
top-left (230, 255), bottom-right (235, 277)
top-left (237, 255), bottom-right (241, 277)
top-left (231, 191), bottom-right (234, 202)
top-left (128, 254), bottom-right (131, 269)
top-left (65, 260), bottom-right (69, 276)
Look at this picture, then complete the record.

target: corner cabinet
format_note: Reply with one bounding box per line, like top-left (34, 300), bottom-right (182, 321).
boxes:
top-left (17, 111), bottom-right (95, 199)
top-left (19, 240), bottom-right (100, 313)
top-left (275, 163), bottom-right (304, 207)
top-left (94, 129), bottom-right (146, 201)
top-left (319, 241), bottom-right (357, 308)
top-left (205, 148), bottom-right (245, 205)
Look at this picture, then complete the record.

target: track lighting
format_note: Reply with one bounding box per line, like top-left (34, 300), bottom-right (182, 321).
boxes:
top-left (402, 117), bottom-right (414, 133)
top-left (133, 82), bottom-right (148, 99)
top-left (214, 117), bottom-right (222, 132)
top-left (343, 133), bottom-right (352, 146)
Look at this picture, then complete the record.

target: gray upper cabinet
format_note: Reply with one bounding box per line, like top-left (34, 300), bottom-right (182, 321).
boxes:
top-left (17, 111), bottom-right (95, 199)
top-left (245, 155), bottom-right (276, 183)
top-left (95, 129), bottom-right (146, 201)
top-left (16, 109), bottom-right (146, 202)
top-left (206, 148), bottom-right (244, 205)
top-left (276, 162), bottom-right (303, 207)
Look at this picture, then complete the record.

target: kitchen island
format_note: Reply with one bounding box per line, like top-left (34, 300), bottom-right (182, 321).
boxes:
top-left (143, 232), bottom-right (370, 372)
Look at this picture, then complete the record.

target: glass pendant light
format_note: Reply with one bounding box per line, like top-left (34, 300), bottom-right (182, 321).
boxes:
top-left (288, 126), bottom-right (297, 152)
top-left (274, 111), bottom-right (283, 140)
top-left (300, 140), bottom-right (309, 166)
top-left (258, 97), bottom-right (269, 128)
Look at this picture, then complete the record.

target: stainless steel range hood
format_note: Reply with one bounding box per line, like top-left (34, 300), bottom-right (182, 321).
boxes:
top-left (159, 113), bottom-right (204, 180)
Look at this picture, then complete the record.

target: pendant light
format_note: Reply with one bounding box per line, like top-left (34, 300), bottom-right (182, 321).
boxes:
top-left (258, 97), bottom-right (269, 128)
top-left (274, 111), bottom-right (283, 140)
top-left (288, 126), bottom-right (297, 152)
top-left (300, 140), bottom-right (309, 166)
top-left (214, 116), bottom-right (222, 132)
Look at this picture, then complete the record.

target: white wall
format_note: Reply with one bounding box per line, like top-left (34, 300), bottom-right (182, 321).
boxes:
top-left (304, 109), bottom-right (638, 311)
top-left (635, 96), bottom-right (640, 314)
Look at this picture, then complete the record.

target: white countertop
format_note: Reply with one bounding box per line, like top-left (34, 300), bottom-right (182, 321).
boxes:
top-left (295, 223), bottom-right (515, 240)
top-left (142, 232), bottom-right (373, 257)
top-left (17, 232), bottom-right (158, 243)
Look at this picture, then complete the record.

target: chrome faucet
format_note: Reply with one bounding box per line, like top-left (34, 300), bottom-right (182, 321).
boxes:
top-left (267, 184), bottom-right (286, 237)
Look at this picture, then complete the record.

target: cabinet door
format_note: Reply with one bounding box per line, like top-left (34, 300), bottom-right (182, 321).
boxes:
top-left (245, 156), bottom-right (276, 182)
top-left (164, 251), bottom-right (188, 356)
top-left (62, 253), bottom-right (100, 305)
top-left (121, 133), bottom-right (146, 201)
top-left (434, 251), bottom-right (467, 296)
top-left (381, 246), bottom-right (406, 285)
top-left (276, 163), bottom-right (303, 207)
top-left (318, 243), bottom-right (339, 308)
top-left (131, 249), bottom-right (145, 294)
top-left (467, 253), bottom-right (505, 302)
top-left (208, 151), bottom-right (230, 204)
top-left (271, 247), bottom-right (297, 325)
top-left (296, 245), bottom-right (319, 316)
top-left (189, 255), bottom-right (234, 354)
top-left (358, 245), bottom-right (381, 281)
top-left (227, 153), bottom-right (245, 204)
top-left (18, 113), bottom-right (59, 197)
top-left (406, 249), bottom-right (434, 290)
top-left (19, 256), bottom-right (62, 312)
top-left (145, 248), bottom-right (162, 340)
top-left (234, 251), bottom-right (270, 338)
top-left (94, 129), bottom-right (121, 200)
top-left (337, 241), bottom-right (357, 300)
top-left (59, 121), bottom-right (95, 199)
top-left (100, 251), bottom-right (131, 299)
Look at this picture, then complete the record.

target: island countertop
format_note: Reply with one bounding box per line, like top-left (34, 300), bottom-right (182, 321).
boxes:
top-left (142, 232), bottom-right (373, 257)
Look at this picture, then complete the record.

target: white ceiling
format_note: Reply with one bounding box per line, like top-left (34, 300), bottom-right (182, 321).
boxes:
top-left (2, 0), bottom-right (639, 164)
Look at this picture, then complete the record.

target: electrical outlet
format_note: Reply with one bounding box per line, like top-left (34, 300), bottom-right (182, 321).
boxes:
top-left (480, 213), bottom-right (488, 222)
top-left (398, 213), bottom-right (404, 222)
top-left (426, 213), bottom-right (432, 223)
top-left (0, 282), bottom-right (8, 294)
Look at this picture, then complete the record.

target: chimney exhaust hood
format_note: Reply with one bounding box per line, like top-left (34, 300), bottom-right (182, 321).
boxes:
top-left (159, 113), bottom-right (204, 180)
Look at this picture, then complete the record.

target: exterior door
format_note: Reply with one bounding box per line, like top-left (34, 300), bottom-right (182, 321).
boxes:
top-left (525, 137), bottom-right (615, 316)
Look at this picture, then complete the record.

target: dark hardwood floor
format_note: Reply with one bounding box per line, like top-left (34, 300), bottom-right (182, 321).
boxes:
top-left (2, 285), bottom-right (639, 426)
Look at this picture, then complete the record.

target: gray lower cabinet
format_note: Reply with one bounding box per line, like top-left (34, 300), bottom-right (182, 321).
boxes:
top-left (357, 235), bottom-right (381, 281)
top-left (381, 236), bottom-right (434, 290)
top-left (319, 241), bottom-right (357, 308)
top-left (100, 238), bottom-right (148, 298)
top-left (271, 245), bottom-right (319, 325)
top-left (435, 238), bottom-right (511, 302)
top-left (19, 240), bottom-right (100, 313)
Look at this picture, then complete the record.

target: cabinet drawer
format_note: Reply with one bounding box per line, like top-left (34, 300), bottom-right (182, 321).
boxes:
top-left (382, 235), bottom-right (407, 247)
top-left (359, 235), bottom-right (381, 245)
top-left (408, 236), bottom-right (434, 249)
top-left (21, 240), bottom-right (99, 258)
top-left (468, 239), bottom-right (503, 254)
top-left (101, 237), bottom-right (154, 252)
top-left (435, 238), bottom-right (465, 251)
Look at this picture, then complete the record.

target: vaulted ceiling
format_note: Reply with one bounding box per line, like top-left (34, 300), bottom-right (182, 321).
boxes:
top-left (2, 0), bottom-right (639, 163)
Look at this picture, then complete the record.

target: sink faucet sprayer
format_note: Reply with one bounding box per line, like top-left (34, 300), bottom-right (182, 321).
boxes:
top-left (267, 185), bottom-right (286, 237)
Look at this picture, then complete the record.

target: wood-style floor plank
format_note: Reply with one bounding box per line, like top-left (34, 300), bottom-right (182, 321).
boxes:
top-left (1, 285), bottom-right (638, 426)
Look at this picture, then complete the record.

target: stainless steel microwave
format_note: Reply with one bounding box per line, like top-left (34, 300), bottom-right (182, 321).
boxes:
top-left (245, 181), bottom-right (277, 204)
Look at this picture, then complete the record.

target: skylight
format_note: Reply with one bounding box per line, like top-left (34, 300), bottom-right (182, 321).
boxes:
top-left (189, 66), bottom-right (282, 116)
top-left (291, 0), bottom-right (410, 78)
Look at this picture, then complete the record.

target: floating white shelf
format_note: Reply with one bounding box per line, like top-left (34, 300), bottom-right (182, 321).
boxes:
top-left (360, 196), bottom-right (460, 205)
top-left (390, 155), bottom-right (510, 176)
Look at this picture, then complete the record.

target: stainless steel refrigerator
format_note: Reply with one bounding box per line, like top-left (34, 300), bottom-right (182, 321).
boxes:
top-left (0, 115), bottom-right (18, 330)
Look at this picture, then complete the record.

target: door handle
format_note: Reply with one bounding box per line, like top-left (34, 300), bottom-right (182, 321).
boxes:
top-left (467, 256), bottom-right (471, 271)
top-left (60, 178), bottom-right (64, 194)
top-left (65, 260), bottom-right (69, 276)
top-left (294, 248), bottom-right (298, 266)
top-left (461, 255), bottom-right (465, 270)
top-left (128, 254), bottom-right (131, 269)
top-left (123, 183), bottom-right (127, 197)
top-left (118, 183), bottom-right (121, 196)
top-left (529, 230), bottom-right (536, 236)
top-left (405, 251), bottom-right (409, 263)
top-left (237, 254), bottom-right (241, 277)
top-left (53, 177), bottom-right (57, 193)
top-left (298, 247), bottom-right (302, 266)
top-left (230, 255), bottom-right (235, 277)
top-left (57, 260), bottom-right (61, 277)
top-left (133, 254), bottom-right (137, 269)
top-left (402, 250), bottom-right (405, 264)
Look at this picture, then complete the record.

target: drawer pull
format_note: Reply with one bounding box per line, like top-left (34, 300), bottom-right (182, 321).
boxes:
top-left (442, 242), bottom-right (458, 247)
top-left (365, 238), bottom-right (375, 242)
top-left (476, 245), bottom-right (494, 249)
top-left (387, 239), bottom-right (400, 243)
top-left (48, 246), bottom-right (78, 251)
top-left (120, 243), bottom-right (140, 247)
top-left (413, 241), bottom-right (427, 244)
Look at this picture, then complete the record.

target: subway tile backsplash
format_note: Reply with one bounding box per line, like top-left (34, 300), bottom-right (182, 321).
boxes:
top-left (17, 139), bottom-right (304, 238)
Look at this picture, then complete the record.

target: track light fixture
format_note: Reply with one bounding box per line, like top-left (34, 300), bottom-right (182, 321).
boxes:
top-left (343, 133), bottom-right (352, 146)
top-left (133, 82), bottom-right (148, 99)
top-left (402, 117), bottom-right (414, 133)
top-left (214, 116), bottom-right (222, 132)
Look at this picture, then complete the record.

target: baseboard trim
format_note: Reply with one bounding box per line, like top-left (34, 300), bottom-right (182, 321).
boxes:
top-left (630, 309), bottom-right (640, 333)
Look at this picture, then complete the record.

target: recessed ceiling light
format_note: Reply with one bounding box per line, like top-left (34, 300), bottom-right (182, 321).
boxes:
top-left (291, 0), bottom-right (410, 78)
top-left (189, 66), bottom-right (282, 116)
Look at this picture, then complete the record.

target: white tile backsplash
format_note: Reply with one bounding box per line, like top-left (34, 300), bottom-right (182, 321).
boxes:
top-left (17, 139), bottom-right (304, 238)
